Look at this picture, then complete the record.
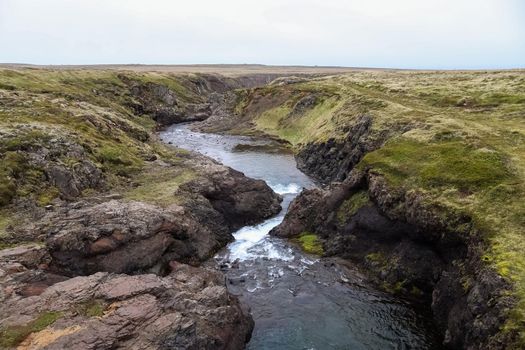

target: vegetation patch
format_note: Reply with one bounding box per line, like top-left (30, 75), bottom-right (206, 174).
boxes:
top-left (295, 232), bottom-right (324, 255)
top-left (337, 190), bottom-right (370, 223)
top-left (0, 210), bottom-right (12, 239)
top-left (359, 138), bottom-right (511, 191)
top-left (124, 167), bottom-right (195, 207)
top-left (0, 311), bottom-right (63, 348)
top-left (74, 300), bottom-right (106, 318)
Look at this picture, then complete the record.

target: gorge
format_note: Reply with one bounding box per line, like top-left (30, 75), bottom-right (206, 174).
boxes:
top-left (0, 65), bottom-right (523, 349)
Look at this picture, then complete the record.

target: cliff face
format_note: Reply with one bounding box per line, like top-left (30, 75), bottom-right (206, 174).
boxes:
top-left (0, 68), bottom-right (283, 349)
top-left (208, 70), bottom-right (525, 349)
top-left (272, 169), bottom-right (514, 349)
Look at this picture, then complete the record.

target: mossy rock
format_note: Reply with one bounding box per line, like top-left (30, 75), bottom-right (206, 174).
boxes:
top-left (337, 190), bottom-right (370, 224)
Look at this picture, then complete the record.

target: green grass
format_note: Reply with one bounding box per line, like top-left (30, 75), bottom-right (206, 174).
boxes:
top-left (123, 167), bottom-right (195, 207)
top-left (0, 311), bottom-right (62, 348)
top-left (96, 144), bottom-right (144, 175)
top-left (295, 232), bottom-right (324, 255)
top-left (254, 96), bottom-right (342, 145)
top-left (359, 138), bottom-right (511, 191)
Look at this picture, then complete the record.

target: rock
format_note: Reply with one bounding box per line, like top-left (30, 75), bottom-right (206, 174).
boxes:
top-left (272, 167), bottom-right (515, 349)
top-left (0, 245), bottom-right (68, 302)
top-left (31, 155), bottom-right (281, 276)
top-left (41, 199), bottom-right (226, 275)
top-left (290, 94), bottom-right (318, 116)
top-left (46, 161), bottom-right (103, 199)
top-left (0, 264), bottom-right (253, 349)
top-left (295, 115), bottom-right (411, 183)
top-left (181, 155), bottom-right (282, 231)
top-left (128, 81), bottom-right (213, 126)
top-left (0, 244), bottom-right (51, 269)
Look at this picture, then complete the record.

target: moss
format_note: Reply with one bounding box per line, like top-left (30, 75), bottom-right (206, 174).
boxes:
top-left (75, 300), bottom-right (106, 318)
top-left (254, 96), bottom-right (341, 145)
top-left (337, 190), bottom-right (370, 223)
top-left (0, 211), bottom-right (12, 238)
top-left (37, 186), bottom-right (60, 206)
top-left (96, 144), bottom-right (144, 176)
top-left (382, 280), bottom-right (407, 294)
top-left (295, 232), bottom-right (324, 255)
top-left (365, 252), bottom-right (387, 267)
top-left (0, 311), bottom-right (62, 348)
top-left (359, 138), bottom-right (511, 191)
top-left (0, 175), bottom-right (16, 207)
top-left (0, 151), bottom-right (28, 206)
top-left (0, 131), bottom-right (52, 153)
top-left (410, 286), bottom-right (424, 297)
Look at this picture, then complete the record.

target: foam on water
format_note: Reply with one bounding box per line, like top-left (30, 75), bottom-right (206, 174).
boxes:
top-left (227, 216), bottom-right (294, 261)
top-left (269, 183), bottom-right (302, 195)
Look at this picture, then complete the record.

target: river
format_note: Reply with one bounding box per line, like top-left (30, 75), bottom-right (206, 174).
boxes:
top-left (160, 124), bottom-right (441, 350)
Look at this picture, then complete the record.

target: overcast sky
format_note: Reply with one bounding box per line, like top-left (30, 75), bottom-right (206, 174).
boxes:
top-left (0, 0), bottom-right (523, 69)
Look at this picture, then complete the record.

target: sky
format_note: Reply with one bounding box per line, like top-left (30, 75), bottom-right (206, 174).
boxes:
top-left (0, 0), bottom-right (524, 69)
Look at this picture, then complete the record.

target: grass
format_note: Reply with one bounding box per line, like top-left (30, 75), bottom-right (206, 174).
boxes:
top-left (0, 311), bottom-right (62, 348)
top-left (254, 96), bottom-right (342, 146)
top-left (295, 232), bottom-right (324, 255)
top-left (0, 68), bottom-right (205, 209)
top-left (96, 144), bottom-right (144, 175)
top-left (359, 138), bottom-right (511, 191)
top-left (123, 167), bottom-right (195, 207)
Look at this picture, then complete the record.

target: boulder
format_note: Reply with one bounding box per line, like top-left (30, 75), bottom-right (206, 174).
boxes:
top-left (0, 264), bottom-right (253, 350)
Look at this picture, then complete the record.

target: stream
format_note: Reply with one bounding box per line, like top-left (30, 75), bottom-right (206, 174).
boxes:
top-left (160, 124), bottom-right (441, 350)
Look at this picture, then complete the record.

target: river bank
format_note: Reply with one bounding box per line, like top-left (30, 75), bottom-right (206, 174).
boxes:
top-left (161, 123), bottom-right (442, 349)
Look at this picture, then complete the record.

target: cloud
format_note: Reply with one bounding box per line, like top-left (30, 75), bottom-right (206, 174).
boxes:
top-left (0, 0), bottom-right (523, 68)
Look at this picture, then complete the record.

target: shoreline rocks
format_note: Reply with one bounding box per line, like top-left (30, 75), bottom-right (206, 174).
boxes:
top-left (0, 262), bottom-right (254, 349)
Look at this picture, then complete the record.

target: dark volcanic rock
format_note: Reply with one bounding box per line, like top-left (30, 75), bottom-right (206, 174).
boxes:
top-left (272, 169), bottom-right (515, 349)
top-left (46, 161), bottom-right (103, 199)
top-left (128, 81), bottom-right (213, 126)
top-left (182, 161), bottom-right (282, 231)
top-left (295, 115), bottom-right (409, 183)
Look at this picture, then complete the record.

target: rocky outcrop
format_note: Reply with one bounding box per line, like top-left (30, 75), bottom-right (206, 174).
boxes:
top-left (271, 169), bottom-right (516, 349)
top-left (128, 82), bottom-right (212, 126)
top-left (125, 73), bottom-right (288, 128)
top-left (0, 152), bottom-right (280, 348)
top-left (295, 115), bottom-right (410, 183)
top-left (181, 157), bottom-right (282, 231)
top-left (0, 259), bottom-right (253, 350)
top-left (0, 126), bottom-right (105, 203)
top-left (14, 155), bottom-right (281, 277)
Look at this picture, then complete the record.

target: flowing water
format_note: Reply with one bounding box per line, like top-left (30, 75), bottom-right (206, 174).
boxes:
top-left (160, 124), bottom-right (442, 350)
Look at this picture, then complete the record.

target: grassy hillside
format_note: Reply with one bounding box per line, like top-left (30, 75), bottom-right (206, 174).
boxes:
top-left (0, 68), bottom-right (212, 245)
top-left (216, 70), bottom-right (525, 342)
